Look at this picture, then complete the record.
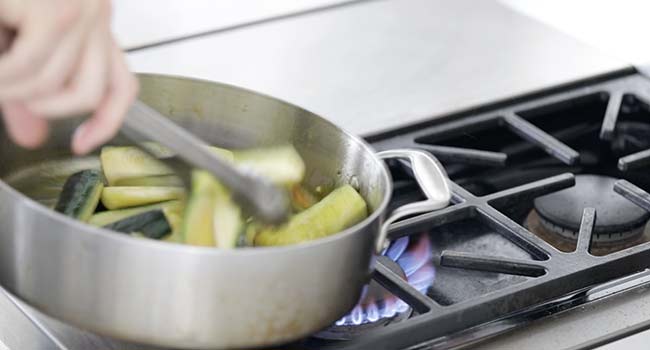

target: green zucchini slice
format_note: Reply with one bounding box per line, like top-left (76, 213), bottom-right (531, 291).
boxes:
top-left (212, 181), bottom-right (243, 249)
top-left (101, 186), bottom-right (186, 210)
top-left (54, 169), bottom-right (104, 222)
top-left (100, 146), bottom-right (174, 186)
top-left (233, 145), bottom-right (305, 185)
top-left (104, 210), bottom-right (171, 239)
top-left (113, 175), bottom-right (183, 187)
top-left (255, 185), bottom-right (367, 246)
top-left (181, 171), bottom-right (243, 248)
top-left (100, 145), bottom-right (234, 186)
top-left (88, 200), bottom-right (183, 227)
top-left (182, 171), bottom-right (217, 246)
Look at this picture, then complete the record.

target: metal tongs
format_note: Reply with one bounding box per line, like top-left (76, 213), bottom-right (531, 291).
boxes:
top-left (121, 100), bottom-right (290, 224)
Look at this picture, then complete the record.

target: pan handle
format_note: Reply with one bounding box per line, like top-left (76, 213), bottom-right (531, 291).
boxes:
top-left (375, 149), bottom-right (451, 254)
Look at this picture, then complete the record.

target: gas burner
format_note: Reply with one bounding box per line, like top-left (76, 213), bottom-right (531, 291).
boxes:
top-left (316, 235), bottom-right (435, 340)
top-left (526, 174), bottom-right (650, 253)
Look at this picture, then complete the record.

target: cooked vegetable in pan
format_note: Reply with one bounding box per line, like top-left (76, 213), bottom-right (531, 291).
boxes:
top-left (54, 169), bottom-right (104, 222)
top-left (255, 185), bottom-right (367, 246)
top-left (104, 210), bottom-right (172, 239)
top-left (47, 143), bottom-right (368, 248)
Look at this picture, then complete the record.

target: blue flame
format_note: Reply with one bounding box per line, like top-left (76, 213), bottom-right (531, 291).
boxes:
top-left (334, 234), bottom-right (435, 326)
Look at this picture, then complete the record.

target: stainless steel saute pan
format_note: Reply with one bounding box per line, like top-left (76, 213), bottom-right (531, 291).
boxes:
top-left (0, 74), bottom-right (450, 349)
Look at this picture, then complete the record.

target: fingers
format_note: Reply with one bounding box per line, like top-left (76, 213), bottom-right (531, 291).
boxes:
top-left (0, 0), bottom-right (128, 153)
top-left (1, 101), bottom-right (48, 148)
top-left (1, 24), bottom-right (87, 101)
top-left (0, 0), bottom-right (104, 101)
top-left (71, 41), bottom-right (138, 155)
top-left (25, 27), bottom-right (109, 117)
top-left (0, 2), bottom-right (77, 88)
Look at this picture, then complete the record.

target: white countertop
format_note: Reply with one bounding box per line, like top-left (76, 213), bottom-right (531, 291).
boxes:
top-left (501, 0), bottom-right (650, 67)
top-left (112, 0), bottom-right (354, 49)
top-left (125, 0), bottom-right (625, 136)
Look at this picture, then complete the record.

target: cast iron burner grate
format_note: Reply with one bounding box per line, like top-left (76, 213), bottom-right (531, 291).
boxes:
top-left (301, 69), bottom-right (650, 350)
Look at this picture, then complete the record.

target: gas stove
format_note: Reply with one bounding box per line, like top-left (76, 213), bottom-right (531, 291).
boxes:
top-left (6, 69), bottom-right (650, 350)
top-left (300, 68), bottom-right (650, 349)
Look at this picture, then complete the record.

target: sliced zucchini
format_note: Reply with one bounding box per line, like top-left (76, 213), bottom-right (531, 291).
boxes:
top-left (100, 145), bottom-right (234, 186)
top-left (164, 210), bottom-right (184, 234)
top-left (88, 200), bottom-right (183, 227)
top-left (101, 146), bottom-right (173, 186)
top-left (54, 169), bottom-right (104, 222)
top-left (212, 182), bottom-right (243, 249)
top-left (255, 185), bottom-right (367, 246)
top-left (290, 185), bottom-right (318, 212)
top-left (182, 171), bottom-right (243, 248)
top-left (163, 230), bottom-right (183, 243)
top-left (113, 175), bottom-right (183, 187)
top-left (139, 142), bottom-right (234, 162)
top-left (233, 145), bottom-right (305, 185)
top-left (101, 186), bottom-right (186, 210)
top-left (182, 171), bottom-right (217, 246)
top-left (104, 210), bottom-right (171, 239)
top-left (137, 141), bottom-right (176, 158)
top-left (242, 221), bottom-right (262, 247)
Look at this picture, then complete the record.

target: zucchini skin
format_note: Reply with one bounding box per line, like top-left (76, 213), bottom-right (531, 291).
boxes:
top-left (88, 200), bottom-right (183, 227)
top-left (54, 169), bottom-right (105, 222)
top-left (104, 210), bottom-right (171, 239)
top-left (113, 175), bottom-right (183, 187)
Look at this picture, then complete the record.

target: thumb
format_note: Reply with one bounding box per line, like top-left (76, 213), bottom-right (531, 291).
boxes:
top-left (1, 101), bottom-right (48, 148)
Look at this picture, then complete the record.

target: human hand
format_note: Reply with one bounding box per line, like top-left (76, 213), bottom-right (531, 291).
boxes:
top-left (0, 0), bottom-right (138, 154)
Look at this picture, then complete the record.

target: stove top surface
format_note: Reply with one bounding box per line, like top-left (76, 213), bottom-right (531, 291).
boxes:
top-left (313, 69), bottom-right (650, 349)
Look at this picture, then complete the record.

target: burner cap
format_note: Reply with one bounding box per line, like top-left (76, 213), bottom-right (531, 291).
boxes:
top-left (534, 175), bottom-right (650, 243)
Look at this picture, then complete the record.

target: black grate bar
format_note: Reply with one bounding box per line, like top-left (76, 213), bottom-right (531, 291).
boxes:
top-left (613, 180), bottom-right (650, 211)
top-left (440, 251), bottom-right (546, 277)
top-left (599, 91), bottom-right (622, 140)
top-left (504, 113), bottom-right (580, 165)
top-left (387, 204), bottom-right (472, 239)
top-left (484, 173), bottom-right (575, 209)
top-left (477, 208), bottom-right (554, 260)
top-left (413, 143), bottom-right (507, 167)
top-left (576, 208), bottom-right (596, 254)
top-left (374, 256), bottom-right (440, 313)
top-left (339, 244), bottom-right (650, 350)
top-left (618, 148), bottom-right (650, 171)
